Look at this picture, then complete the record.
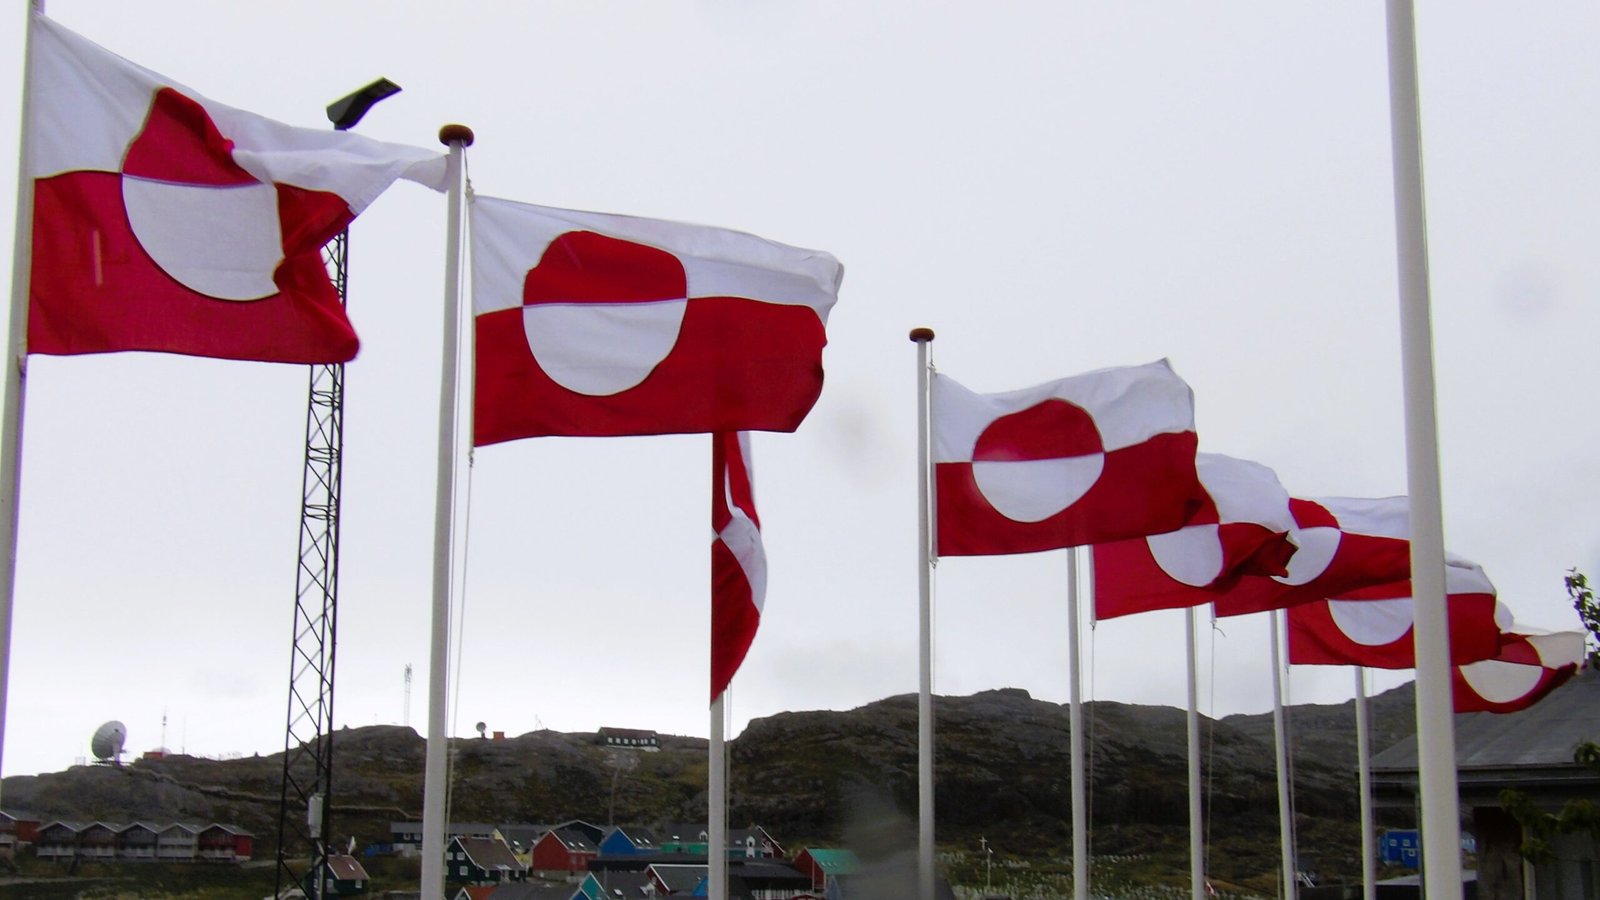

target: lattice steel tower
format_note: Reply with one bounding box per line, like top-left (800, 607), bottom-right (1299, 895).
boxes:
top-left (273, 79), bottom-right (401, 900)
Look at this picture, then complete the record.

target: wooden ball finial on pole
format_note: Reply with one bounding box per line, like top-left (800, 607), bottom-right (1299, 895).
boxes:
top-left (909, 326), bottom-right (935, 343)
top-left (438, 123), bottom-right (475, 147)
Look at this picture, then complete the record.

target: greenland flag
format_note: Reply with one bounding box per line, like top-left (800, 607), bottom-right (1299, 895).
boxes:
top-left (712, 432), bottom-right (765, 701)
top-left (25, 14), bottom-right (446, 363)
top-left (1285, 557), bottom-right (1509, 669)
top-left (1096, 496), bottom-right (1413, 620)
top-left (1210, 496), bottom-right (1414, 618)
top-left (933, 361), bottom-right (1204, 556)
top-left (1091, 454), bottom-right (1298, 619)
top-left (471, 196), bottom-right (843, 443)
top-left (1454, 630), bottom-right (1585, 714)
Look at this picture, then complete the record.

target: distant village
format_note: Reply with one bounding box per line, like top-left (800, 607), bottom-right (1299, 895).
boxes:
top-left (0, 729), bottom-right (935, 900)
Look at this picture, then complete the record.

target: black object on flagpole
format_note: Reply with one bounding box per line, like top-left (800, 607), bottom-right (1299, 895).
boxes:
top-left (273, 78), bottom-right (400, 900)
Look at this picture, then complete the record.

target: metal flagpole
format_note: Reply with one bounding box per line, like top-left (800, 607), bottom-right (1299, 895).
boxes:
top-left (420, 123), bottom-right (473, 900)
top-left (0, 0), bottom-right (42, 803)
top-left (0, 0), bottom-right (43, 804)
top-left (709, 693), bottom-right (727, 900)
top-left (1355, 668), bottom-right (1377, 900)
top-left (1382, 4), bottom-right (1462, 897)
top-left (1186, 608), bottom-right (1204, 900)
top-left (1270, 610), bottom-right (1297, 900)
top-left (910, 326), bottom-right (936, 900)
top-left (1067, 548), bottom-right (1089, 900)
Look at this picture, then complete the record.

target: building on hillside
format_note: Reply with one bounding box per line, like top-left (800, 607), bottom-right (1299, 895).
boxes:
top-left (34, 821), bottom-right (83, 861)
top-left (657, 823), bottom-right (781, 859)
top-left (708, 860), bottom-right (814, 898)
top-left (529, 827), bottom-right (597, 877)
top-left (307, 853), bottom-right (372, 897)
top-left (155, 823), bottom-right (199, 862)
top-left (794, 848), bottom-right (861, 892)
top-left (598, 825), bottom-right (660, 856)
top-left (392, 821), bottom-right (499, 855)
top-left (496, 823), bottom-right (547, 860)
top-left (453, 883), bottom-right (582, 900)
top-left (197, 824), bottom-right (253, 862)
top-left (1371, 670), bottom-right (1600, 900)
top-left (596, 727), bottom-right (660, 752)
top-left (0, 811), bottom-right (40, 858)
top-left (115, 822), bottom-right (159, 861)
top-left (77, 822), bottom-right (119, 861)
top-left (447, 835), bottom-right (527, 886)
top-left (544, 819), bottom-right (606, 845)
top-left (648, 862), bottom-right (708, 895)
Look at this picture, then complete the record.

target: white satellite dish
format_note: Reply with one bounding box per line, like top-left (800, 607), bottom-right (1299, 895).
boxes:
top-left (91, 720), bottom-right (127, 764)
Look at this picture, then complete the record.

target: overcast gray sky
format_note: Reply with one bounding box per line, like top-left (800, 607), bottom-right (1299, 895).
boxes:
top-left (0, 2), bottom-right (1595, 780)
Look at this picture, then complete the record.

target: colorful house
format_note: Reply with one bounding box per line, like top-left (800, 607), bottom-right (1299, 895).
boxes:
top-left (447, 835), bottom-right (527, 885)
top-left (597, 825), bottom-right (660, 856)
top-left (115, 822), bottom-right (159, 861)
top-left (197, 824), bottom-right (253, 862)
top-left (530, 827), bottom-right (597, 877)
top-left (308, 853), bottom-right (372, 897)
top-left (794, 848), bottom-right (861, 892)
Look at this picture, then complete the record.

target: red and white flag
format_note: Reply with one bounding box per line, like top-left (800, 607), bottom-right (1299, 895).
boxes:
top-left (933, 361), bottom-right (1204, 556)
top-left (25, 14), bottom-right (445, 363)
top-left (1210, 496), bottom-right (1414, 618)
top-left (471, 196), bottom-right (843, 443)
top-left (1095, 495), bottom-right (1414, 621)
top-left (712, 432), bottom-right (765, 701)
top-left (1286, 558), bottom-right (1508, 669)
top-left (1091, 453), bottom-right (1298, 619)
top-left (1453, 630), bottom-right (1585, 714)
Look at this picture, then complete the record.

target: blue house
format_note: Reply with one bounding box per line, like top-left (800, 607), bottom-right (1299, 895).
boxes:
top-left (1380, 829), bottom-right (1420, 868)
top-left (598, 826), bottom-right (661, 857)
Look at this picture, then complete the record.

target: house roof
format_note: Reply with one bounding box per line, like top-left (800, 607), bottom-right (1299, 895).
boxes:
top-left (726, 860), bottom-right (811, 884)
top-left (538, 827), bottom-right (596, 853)
top-left (455, 836), bottom-right (525, 872)
top-left (1370, 669), bottom-right (1600, 803)
top-left (583, 869), bottom-right (656, 898)
top-left (650, 863), bottom-right (709, 892)
top-left (800, 848), bottom-right (861, 874)
top-left (598, 727), bottom-right (659, 740)
top-left (158, 823), bottom-right (201, 835)
top-left (325, 854), bottom-right (370, 881)
top-left (603, 825), bottom-right (659, 849)
top-left (478, 884), bottom-right (581, 900)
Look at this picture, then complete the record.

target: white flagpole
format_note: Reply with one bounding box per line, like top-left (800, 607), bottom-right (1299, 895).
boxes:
top-left (0, 1), bottom-right (43, 800)
top-left (1186, 607), bottom-right (1203, 900)
top-left (420, 123), bottom-right (473, 900)
top-left (709, 693), bottom-right (727, 900)
top-left (1067, 548), bottom-right (1088, 900)
top-left (1270, 610), bottom-right (1297, 900)
top-left (910, 326), bottom-right (935, 900)
top-left (1355, 668), bottom-right (1376, 900)
top-left (1382, 4), bottom-right (1462, 897)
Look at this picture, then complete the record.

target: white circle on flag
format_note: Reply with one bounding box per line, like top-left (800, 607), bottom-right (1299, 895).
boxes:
top-left (1327, 597), bottom-right (1413, 646)
top-left (971, 455), bottom-right (1104, 524)
top-left (522, 299), bottom-right (688, 396)
top-left (1458, 659), bottom-right (1540, 704)
top-left (1272, 526), bottom-right (1341, 586)
top-left (122, 176), bottom-right (282, 301)
top-left (1147, 524), bottom-right (1224, 587)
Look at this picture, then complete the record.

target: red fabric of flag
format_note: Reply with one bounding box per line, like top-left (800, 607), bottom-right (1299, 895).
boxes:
top-left (1285, 558), bottom-right (1507, 668)
top-left (471, 196), bottom-right (843, 443)
top-left (25, 14), bottom-right (444, 363)
top-left (1093, 495), bottom-right (1413, 621)
top-left (1090, 453), bottom-right (1297, 619)
top-left (933, 361), bottom-right (1204, 556)
top-left (712, 432), bottom-right (765, 701)
top-left (1453, 631), bottom-right (1585, 714)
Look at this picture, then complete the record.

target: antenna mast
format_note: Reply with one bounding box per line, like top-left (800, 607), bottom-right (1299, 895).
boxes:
top-left (404, 663), bottom-right (413, 728)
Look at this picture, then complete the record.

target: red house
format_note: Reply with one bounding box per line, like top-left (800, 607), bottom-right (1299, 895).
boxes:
top-left (197, 824), bottom-right (253, 862)
top-left (529, 827), bottom-right (597, 876)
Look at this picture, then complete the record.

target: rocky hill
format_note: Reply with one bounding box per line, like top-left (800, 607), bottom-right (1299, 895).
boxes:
top-left (0, 685), bottom-right (1422, 888)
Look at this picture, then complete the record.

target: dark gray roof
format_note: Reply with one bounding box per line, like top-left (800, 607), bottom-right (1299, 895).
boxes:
top-left (479, 884), bottom-right (580, 900)
top-left (455, 836), bottom-right (525, 872)
top-left (648, 863), bottom-right (708, 892)
top-left (1370, 669), bottom-right (1600, 804)
top-left (584, 869), bottom-right (655, 898)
